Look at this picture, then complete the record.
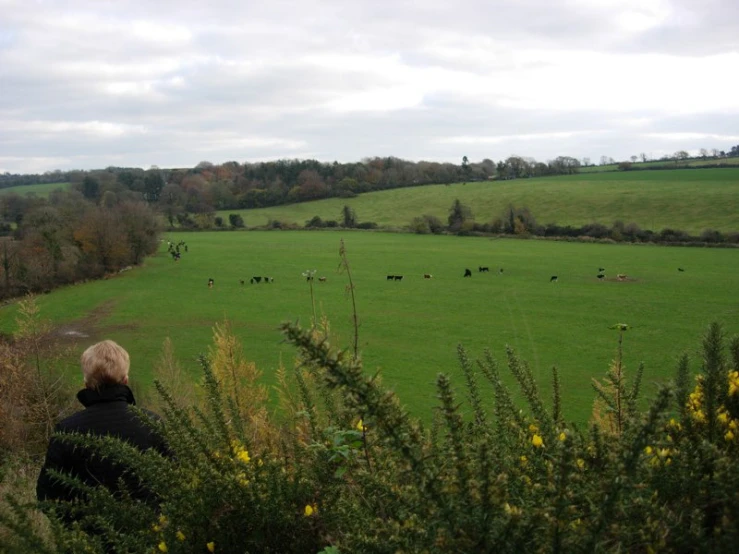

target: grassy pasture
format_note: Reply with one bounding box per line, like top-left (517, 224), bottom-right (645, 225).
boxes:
top-left (580, 157), bottom-right (739, 173)
top-left (224, 169), bottom-right (739, 235)
top-left (0, 182), bottom-right (70, 197)
top-left (2, 231), bottom-right (737, 424)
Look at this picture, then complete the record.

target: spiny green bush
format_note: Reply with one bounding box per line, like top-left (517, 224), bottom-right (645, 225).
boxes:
top-left (2, 322), bottom-right (739, 553)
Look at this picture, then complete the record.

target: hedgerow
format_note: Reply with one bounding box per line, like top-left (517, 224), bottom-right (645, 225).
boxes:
top-left (1, 314), bottom-right (739, 552)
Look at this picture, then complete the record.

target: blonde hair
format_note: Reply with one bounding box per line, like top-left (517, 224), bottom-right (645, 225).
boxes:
top-left (81, 340), bottom-right (130, 389)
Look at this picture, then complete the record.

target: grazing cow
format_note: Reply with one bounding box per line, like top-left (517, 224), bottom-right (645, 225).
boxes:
top-left (394, 275), bottom-right (403, 281)
top-left (423, 274), bottom-right (432, 279)
top-left (550, 276), bottom-right (558, 282)
top-left (208, 278), bottom-right (214, 288)
top-left (597, 274), bottom-right (605, 280)
top-left (240, 279), bottom-right (245, 286)
top-left (479, 266), bottom-right (490, 273)
top-left (617, 274), bottom-right (627, 281)
top-left (464, 268), bottom-right (472, 277)
top-left (387, 275), bottom-right (394, 281)
top-left (263, 277), bottom-right (273, 283)
top-left (598, 267), bottom-right (605, 272)
top-left (499, 268), bottom-right (504, 274)
top-left (251, 276), bottom-right (262, 284)
top-left (678, 267), bottom-right (685, 272)
top-left (318, 276), bottom-right (327, 282)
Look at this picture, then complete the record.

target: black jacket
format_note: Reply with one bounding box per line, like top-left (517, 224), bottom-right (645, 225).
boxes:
top-left (36, 384), bottom-right (167, 504)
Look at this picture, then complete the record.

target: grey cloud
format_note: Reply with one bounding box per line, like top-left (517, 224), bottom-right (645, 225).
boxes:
top-left (1, 0), bottom-right (738, 173)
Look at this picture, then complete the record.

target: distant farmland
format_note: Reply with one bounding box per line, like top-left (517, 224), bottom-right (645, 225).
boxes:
top-left (224, 169), bottom-right (739, 234)
top-left (0, 182), bottom-right (70, 197)
top-left (2, 231), bottom-right (737, 424)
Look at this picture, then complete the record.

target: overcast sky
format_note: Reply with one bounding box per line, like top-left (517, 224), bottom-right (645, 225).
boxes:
top-left (1, 0), bottom-right (738, 174)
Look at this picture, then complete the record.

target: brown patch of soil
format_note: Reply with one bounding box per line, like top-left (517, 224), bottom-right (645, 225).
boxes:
top-left (50, 300), bottom-right (138, 346)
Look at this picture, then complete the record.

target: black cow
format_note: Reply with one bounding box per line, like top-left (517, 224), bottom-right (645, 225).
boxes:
top-left (251, 276), bottom-right (262, 284)
top-left (208, 278), bottom-right (214, 288)
top-left (598, 267), bottom-right (605, 272)
top-left (264, 277), bottom-right (273, 283)
top-left (597, 274), bottom-right (605, 280)
top-left (423, 274), bottom-right (432, 279)
top-left (394, 275), bottom-right (403, 281)
top-left (240, 279), bottom-right (245, 286)
top-left (464, 269), bottom-right (472, 277)
top-left (387, 275), bottom-right (394, 280)
top-left (499, 268), bottom-right (504, 274)
top-left (678, 267), bottom-right (685, 272)
top-left (550, 276), bottom-right (558, 282)
top-left (479, 266), bottom-right (489, 272)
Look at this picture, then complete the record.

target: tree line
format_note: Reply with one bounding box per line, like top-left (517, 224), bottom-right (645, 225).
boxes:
top-left (0, 189), bottom-right (160, 300)
top-left (410, 199), bottom-right (739, 245)
top-left (1, 155), bottom-right (587, 217)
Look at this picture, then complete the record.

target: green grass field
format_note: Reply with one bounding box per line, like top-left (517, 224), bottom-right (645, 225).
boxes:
top-left (224, 169), bottom-right (739, 235)
top-left (580, 157), bottom-right (739, 173)
top-left (0, 182), bottom-right (70, 197)
top-left (2, 231), bottom-right (737, 424)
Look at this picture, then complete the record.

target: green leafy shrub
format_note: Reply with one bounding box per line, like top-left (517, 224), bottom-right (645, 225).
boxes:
top-left (2, 322), bottom-right (739, 553)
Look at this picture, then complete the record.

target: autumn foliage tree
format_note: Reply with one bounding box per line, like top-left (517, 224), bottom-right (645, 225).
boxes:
top-left (0, 191), bottom-right (161, 299)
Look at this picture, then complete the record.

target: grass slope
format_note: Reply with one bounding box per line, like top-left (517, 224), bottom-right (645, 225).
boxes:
top-left (224, 169), bottom-right (739, 234)
top-left (580, 157), bottom-right (739, 173)
top-left (0, 182), bottom-right (70, 197)
top-left (2, 231), bottom-right (737, 424)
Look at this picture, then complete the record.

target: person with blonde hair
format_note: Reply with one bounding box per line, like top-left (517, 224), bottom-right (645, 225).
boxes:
top-left (37, 340), bottom-right (167, 509)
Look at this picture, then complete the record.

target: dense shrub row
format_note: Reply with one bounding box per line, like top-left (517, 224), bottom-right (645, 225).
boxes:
top-left (409, 200), bottom-right (739, 246)
top-left (1, 298), bottom-right (738, 553)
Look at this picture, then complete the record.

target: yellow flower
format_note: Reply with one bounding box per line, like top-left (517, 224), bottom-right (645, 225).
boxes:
top-left (304, 504), bottom-right (317, 517)
top-left (206, 542), bottom-right (215, 553)
top-left (531, 434), bottom-right (544, 448)
top-left (176, 531), bottom-right (185, 541)
top-left (504, 502), bottom-right (522, 516)
top-left (528, 424), bottom-right (539, 433)
top-left (730, 419), bottom-right (738, 431)
top-left (558, 432), bottom-right (566, 442)
top-left (237, 449), bottom-right (251, 464)
top-left (693, 410), bottom-right (706, 423)
top-left (645, 445), bottom-right (653, 455)
top-left (356, 419), bottom-right (365, 432)
top-left (726, 430), bottom-right (735, 442)
top-left (657, 448), bottom-right (670, 459)
top-left (152, 524), bottom-right (161, 533)
top-left (576, 458), bottom-right (586, 470)
top-left (158, 542), bottom-right (168, 553)
top-left (718, 411), bottom-right (729, 424)
top-left (158, 514), bottom-right (167, 526)
top-left (519, 455), bottom-right (528, 467)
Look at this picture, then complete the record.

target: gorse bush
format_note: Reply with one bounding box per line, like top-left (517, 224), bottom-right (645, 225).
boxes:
top-left (2, 317), bottom-right (739, 552)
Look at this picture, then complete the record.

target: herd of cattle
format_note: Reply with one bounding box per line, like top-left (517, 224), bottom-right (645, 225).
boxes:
top-left (207, 266), bottom-right (687, 288)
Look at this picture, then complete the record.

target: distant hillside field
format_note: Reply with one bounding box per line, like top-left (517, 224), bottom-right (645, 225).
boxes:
top-left (1, 231), bottom-right (737, 423)
top-left (0, 182), bottom-right (70, 197)
top-left (224, 169), bottom-right (739, 235)
top-left (580, 157), bottom-right (739, 173)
